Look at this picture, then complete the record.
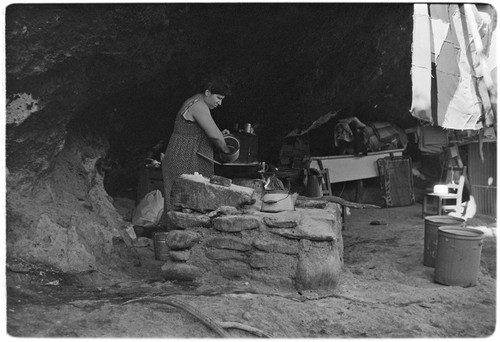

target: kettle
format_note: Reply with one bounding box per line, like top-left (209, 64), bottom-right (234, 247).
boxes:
top-left (304, 168), bottom-right (323, 198)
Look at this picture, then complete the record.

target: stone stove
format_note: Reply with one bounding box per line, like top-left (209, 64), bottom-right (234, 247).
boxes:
top-left (159, 174), bottom-right (343, 291)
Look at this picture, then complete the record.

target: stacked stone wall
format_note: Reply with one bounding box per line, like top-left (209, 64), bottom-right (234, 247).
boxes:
top-left (160, 208), bottom-right (342, 290)
top-left (158, 174), bottom-right (344, 291)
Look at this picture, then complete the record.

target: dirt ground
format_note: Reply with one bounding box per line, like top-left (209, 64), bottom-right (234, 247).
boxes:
top-left (5, 201), bottom-right (497, 339)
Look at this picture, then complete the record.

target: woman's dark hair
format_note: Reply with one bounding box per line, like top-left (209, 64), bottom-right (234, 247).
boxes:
top-left (200, 74), bottom-right (232, 96)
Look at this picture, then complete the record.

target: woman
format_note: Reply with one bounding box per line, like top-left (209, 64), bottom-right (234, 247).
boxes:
top-left (161, 76), bottom-right (232, 213)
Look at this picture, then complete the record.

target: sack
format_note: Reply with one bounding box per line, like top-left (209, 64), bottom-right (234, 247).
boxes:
top-left (132, 190), bottom-right (164, 227)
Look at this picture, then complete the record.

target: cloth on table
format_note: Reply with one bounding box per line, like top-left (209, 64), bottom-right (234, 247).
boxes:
top-left (334, 118), bottom-right (408, 155)
top-left (334, 117), bottom-right (367, 155)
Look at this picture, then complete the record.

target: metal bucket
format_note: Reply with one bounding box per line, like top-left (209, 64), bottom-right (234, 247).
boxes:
top-left (153, 232), bottom-right (170, 261)
top-left (434, 226), bottom-right (484, 287)
top-left (423, 216), bottom-right (465, 267)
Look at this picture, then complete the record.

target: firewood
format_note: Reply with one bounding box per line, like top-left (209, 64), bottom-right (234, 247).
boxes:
top-left (297, 195), bottom-right (381, 209)
top-left (219, 321), bottom-right (273, 338)
top-left (122, 296), bottom-right (274, 338)
top-left (123, 297), bottom-right (230, 337)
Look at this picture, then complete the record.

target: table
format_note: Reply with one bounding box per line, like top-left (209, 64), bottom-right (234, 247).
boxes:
top-left (309, 148), bottom-right (404, 183)
top-left (309, 148), bottom-right (404, 201)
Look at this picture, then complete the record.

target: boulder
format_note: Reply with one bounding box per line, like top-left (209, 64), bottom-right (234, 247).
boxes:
top-left (166, 211), bottom-right (211, 230)
top-left (165, 230), bottom-right (201, 250)
top-left (263, 217), bottom-right (298, 229)
top-left (207, 206), bottom-right (241, 218)
top-left (266, 207), bottom-right (340, 242)
top-left (295, 240), bottom-right (343, 291)
top-left (171, 174), bottom-right (254, 212)
top-left (161, 262), bottom-right (202, 281)
top-left (212, 215), bottom-right (260, 233)
top-left (169, 249), bottom-right (191, 262)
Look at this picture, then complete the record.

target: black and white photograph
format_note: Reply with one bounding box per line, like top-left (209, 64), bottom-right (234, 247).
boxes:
top-left (3, 1), bottom-right (497, 338)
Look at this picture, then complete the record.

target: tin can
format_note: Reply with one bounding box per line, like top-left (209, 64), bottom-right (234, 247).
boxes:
top-left (153, 232), bottom-right (170, 261)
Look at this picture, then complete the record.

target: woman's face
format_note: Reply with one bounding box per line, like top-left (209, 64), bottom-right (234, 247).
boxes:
top-left (204, 90), bottom-right (225, 109)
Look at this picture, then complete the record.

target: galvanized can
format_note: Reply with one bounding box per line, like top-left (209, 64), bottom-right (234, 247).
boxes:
top-left (153, 232), bottom-right (170, 261)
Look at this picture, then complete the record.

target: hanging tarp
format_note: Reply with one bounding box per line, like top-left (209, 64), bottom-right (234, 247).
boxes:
top-left (410, 4), bottom-right (433, 123)
top-left (410, 4), bottom-right (497, 130)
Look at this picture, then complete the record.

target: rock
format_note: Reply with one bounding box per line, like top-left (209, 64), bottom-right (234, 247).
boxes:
top-left (205, 248), bottom-right (248, 262)
top-left (248, 251), bottom-right (269, 268)
top-left (209, 175), bottom-right (232, 187)
top-left (252, 238), bottom-right (299, 255)
top-left (161, 262), bottom-right (202, 281)
top-left (205, 237), bottom-right (252, 251)
top-left (263, 217), bottom-right (298, 229)
top-left (111, 236), bottom-right (142, 267)
top-left (166, 230), bottom-right (201, 250)
top-left (267, 208), bottom-right (340, 242)
top-left (113, 197), bottom-right (136, 221)
top-left (9, 214), bottom-right (100, 273)
top-left (171, 174), bottom-right (254, 212)
top-left (133, 237), bottom-right (151, 247)
top-left (169, 249), bottom-right (191, 262)
top-left (166, 211), bottom-right (211, 229)
top-left (212, 215), bottom-right (260, 233)
top-left (207, 206), bottom-right (241, 218)
top-left (295, 240), bottom-right (342, 291)
top-left (219, 260), bottom-right (251, 279)
top-left (233, 178), bottom-right (266, 205)
top-left (294, 199), bottom-right (328, 209)
top-left (6, 259), bottom-right (32, 273)
top-left (270, 229), bottom-right (336, 242)
top-left (122, 223), bottom-right (137, 240)
top-left (248, 252), bottom-right (297, 274)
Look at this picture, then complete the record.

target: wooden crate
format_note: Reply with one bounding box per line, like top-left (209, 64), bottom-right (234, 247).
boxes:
top-left (377, 156), bottom-right (415, 207)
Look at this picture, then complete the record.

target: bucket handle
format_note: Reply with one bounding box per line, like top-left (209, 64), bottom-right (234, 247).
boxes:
top-left (262, 193), bottom-right (291, 205)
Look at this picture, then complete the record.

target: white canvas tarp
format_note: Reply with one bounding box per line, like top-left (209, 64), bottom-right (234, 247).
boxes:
top-left (410, 4), bottom-right (497, 130)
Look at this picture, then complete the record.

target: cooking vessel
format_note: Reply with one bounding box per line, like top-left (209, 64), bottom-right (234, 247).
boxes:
top-left (261, 191), bottom-right (294, 212)
top-left (219, 135), bottom-right (240, 163)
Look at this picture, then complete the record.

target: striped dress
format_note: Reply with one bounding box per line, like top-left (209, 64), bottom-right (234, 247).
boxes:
top-left (162, 96), bottom-right (214, 212)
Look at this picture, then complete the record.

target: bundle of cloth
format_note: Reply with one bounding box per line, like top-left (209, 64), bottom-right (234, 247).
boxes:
top-left (334, 117), bottom-right (408, 155)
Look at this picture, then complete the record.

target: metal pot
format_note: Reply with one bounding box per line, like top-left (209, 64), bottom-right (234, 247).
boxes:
top-left (219, 135), bottom-right (240, 163)
top-left (243, 123), bottom-right (252, 133)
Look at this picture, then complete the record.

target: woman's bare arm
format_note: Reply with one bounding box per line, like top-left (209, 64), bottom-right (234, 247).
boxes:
top-left (191, 102), bottom-right (229, 153)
